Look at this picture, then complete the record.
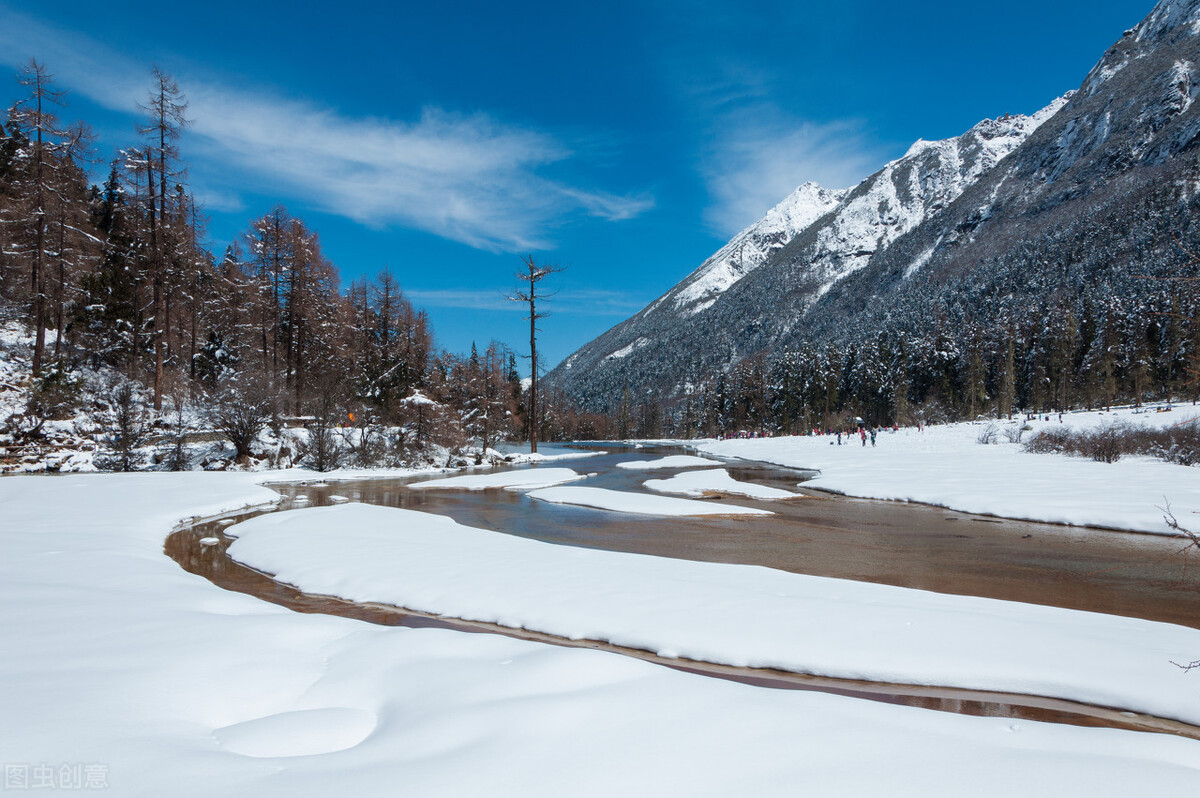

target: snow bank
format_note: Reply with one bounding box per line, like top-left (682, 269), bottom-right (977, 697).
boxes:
top-left (226, 502), bottom-right (1200, 729)
top-left (644, 468), bottom-right (802, 499)
top-left (264, 466), bottom-right (433, 482)
top-left (696, 408), bottom-right (1200, 534)
top-left (408, 467), bottom-right (585, 491)
top-left (1, 473), bottom-right (1198, 794)
top-left (526, 485), bottom-right (773, 516)
top-left (508, 449), bottom-right (604, 463)
top-left (615, 455), bottom-right (724, 470)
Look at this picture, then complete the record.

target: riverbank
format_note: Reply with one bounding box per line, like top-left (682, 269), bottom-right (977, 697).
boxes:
top-left (694, 407), bottom-right (1200, 535)
top-left (223, 500), bottom-right (1200, 727)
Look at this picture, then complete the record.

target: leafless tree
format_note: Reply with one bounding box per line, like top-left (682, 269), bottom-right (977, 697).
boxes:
top-left (507, 255), bottom-right (565, 453)
top-left (297, 388), bottom-right (345, 472)
top-left (4, 60), bottom-right (92, 376)
top-left (164, 389), bottom-right (189, 471)
top-left (136, 67), bottom-right (188, 410)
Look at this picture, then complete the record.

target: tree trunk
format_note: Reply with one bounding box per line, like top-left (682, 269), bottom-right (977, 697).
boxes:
top-left (529, 291), bottom-right (538, 454)
top-left (32, 215), bottom-right (46, 376)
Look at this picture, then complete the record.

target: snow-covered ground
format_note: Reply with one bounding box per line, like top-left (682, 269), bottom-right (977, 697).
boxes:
top-left (408, 467), bottom-right (586, 491)
top-left (227, 502), bottom-right (1200, 726)
top-left (615, 454), bottom-right (724, 470)
top-left (4, 472), bottom-right (1200, 795)
top-left (644, 468), bottom-right (803, 499)
top-left (494, 442), bottom-right (603, 461)
top-left (526, 485), bottom-right (773, 516)
top-left (695, 408), bottom-right (1200, 535)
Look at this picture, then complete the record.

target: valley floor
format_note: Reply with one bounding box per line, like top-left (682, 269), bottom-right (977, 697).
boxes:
top-left (3, 411), bottom-right (1200, 795)
top-left (695, 406), bottom-right (1200, 536)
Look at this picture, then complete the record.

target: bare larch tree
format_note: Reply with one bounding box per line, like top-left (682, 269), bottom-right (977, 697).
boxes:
top-left (508, 255), bottom-right (565, 454)
top-left (5, 60), bottom-right (89, 376)
top-left (137, 67), bottom-right (188, 410)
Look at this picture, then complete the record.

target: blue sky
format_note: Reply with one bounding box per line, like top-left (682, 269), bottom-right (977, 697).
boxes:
top-left (0, 0), bottom-right (1152, 370)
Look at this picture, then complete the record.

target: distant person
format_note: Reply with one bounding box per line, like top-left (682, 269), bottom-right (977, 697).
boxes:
top-left (836, 430), bottom-right (842, 445)
top-left (860, 428), bottom-right (867, 446)
top-left (870, 428), bottom-right (877, 447)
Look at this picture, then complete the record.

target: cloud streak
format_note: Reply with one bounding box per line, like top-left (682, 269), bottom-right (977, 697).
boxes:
top-left (0, 7), bottom-right (652, 252)
top-left (701, 107), bottom-right (888, 237)
top-left (406, 288), bottom-right (654, 316)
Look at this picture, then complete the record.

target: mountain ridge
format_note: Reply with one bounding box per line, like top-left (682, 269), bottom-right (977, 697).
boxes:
top-left (552, 96), bottom-right (1073, 409)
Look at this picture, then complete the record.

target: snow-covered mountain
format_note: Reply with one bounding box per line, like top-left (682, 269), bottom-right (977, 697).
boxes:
top-left (551, 99), bottom-right (1068, 406)
top-left (664, 182), bottom-right (848, 318)
top-left (743, 97), bottom-right (1068, 309)
top-left (652, 101), bottom-right (1067, 325)
top-left (548, 0), bottom-right (1200, 415)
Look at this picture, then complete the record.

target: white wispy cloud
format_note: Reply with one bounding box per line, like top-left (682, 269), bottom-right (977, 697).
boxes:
top-left (701, 107), bottom-right (888, 237)
top-left (188, 185), bottom-right (246, 215)
top-left (0, 7), bottom-right (652, 252)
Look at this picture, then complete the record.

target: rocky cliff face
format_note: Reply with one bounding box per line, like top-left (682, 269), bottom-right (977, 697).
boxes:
top-left (549, 0), bottom-right (1200, 415)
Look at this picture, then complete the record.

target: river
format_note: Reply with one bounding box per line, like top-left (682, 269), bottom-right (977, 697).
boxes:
top-left (165, 443), bottom-right (1200, 739)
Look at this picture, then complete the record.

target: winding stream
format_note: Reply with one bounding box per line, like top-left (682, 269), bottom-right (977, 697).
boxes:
top-left (165, 444), bottom-right (1200, 739)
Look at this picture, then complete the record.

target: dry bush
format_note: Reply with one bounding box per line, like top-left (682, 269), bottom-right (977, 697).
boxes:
top-left (1024, 427), bottom-right (1074, 455)
top-left (1025, 420), bottom-right (1200, 465)
top-left (1001, 424), bottom-right (1029, 444)
top-left (976, 423), bottom-right (1000, 445)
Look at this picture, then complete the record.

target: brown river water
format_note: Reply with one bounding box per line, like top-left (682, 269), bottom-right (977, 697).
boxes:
top-left (165, 444), bottom-right (1200, 740)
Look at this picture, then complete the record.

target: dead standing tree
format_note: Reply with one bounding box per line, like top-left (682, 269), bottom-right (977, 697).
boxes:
top-left (5, 60), bottom-right (89, 377)
top-left (508, 256), bottom-right (565, 454)
top-left (137, 67), bottom-right (189, 411)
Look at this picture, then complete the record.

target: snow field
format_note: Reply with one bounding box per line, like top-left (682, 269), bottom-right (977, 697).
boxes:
top-left (408, 466), bottom-right (585, 491)
top-left (1, 472), bottom-right (1198, 795)
top-left (696, 408), bottom-right (1200, 535)
top-left (525, 485), bottom-right (774, 516)
top-left (226, 502), bottom-right (1200, 727)
top-left (615, 455), bottom-right (724, 470)
top-left (644, 468), bottom-right (803, 499)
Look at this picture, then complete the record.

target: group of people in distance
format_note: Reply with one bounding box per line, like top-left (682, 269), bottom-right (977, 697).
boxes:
top-left (715, 422), bottom-right (912, 446)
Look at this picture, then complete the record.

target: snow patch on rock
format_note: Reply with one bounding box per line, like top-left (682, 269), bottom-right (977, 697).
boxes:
top-left (669, 182), bottom-right (848, 315)
top-left (606, 337), bottom-right (650, 360)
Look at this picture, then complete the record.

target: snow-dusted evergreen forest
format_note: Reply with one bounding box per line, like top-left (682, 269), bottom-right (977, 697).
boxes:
top-left (0, 62), bottom-right (620, 472)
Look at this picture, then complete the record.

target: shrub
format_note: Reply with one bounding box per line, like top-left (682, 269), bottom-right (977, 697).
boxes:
top-left (105, 380), bottom-right (148, 472)
top-left (1024, 420), bottom-right (1200, 466)
top-left (29, 361), bottom-right (83, 421)
top-left (204, 382), bottom-right (276, 461)
top-left (976, 423), bottom-right (999, 445)
top-left (1024, 427), bottom-right (1073, 455)
top-left (1002, 424), bottom-right (1029, 444)
top-left (296, 420), bottom-right (344, 472)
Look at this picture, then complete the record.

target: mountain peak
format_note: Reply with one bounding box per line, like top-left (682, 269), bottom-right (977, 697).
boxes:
top-left (659, 181), bottom-right (848, 317)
